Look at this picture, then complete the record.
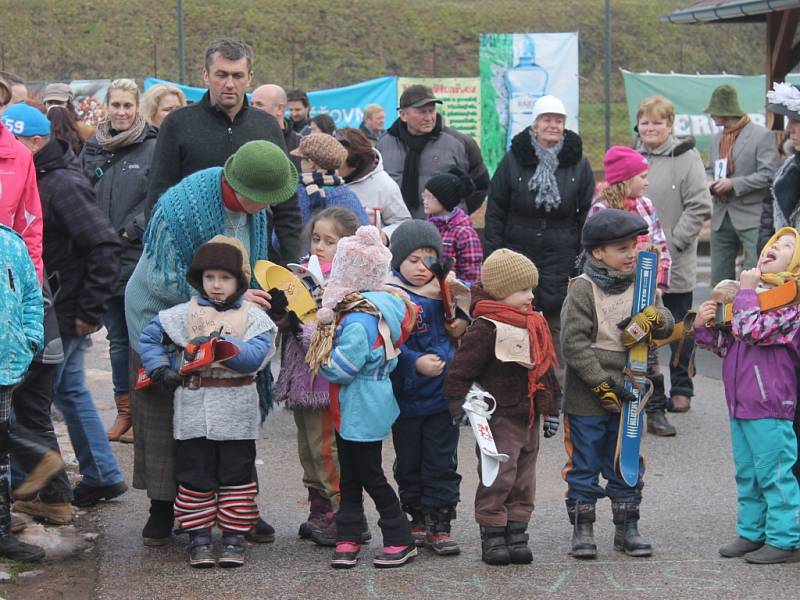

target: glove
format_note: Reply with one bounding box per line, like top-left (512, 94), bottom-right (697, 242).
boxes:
top-left (618, 305), bottom-right (663, 348)
top-left (183, 331), bottom-right (222, 362)
top-left (542, 414), bottom-right (560, 438)
top-left (150, 366), bottom-right (183, 391)
top-left (267, 287), bottom-right (289, 318)
top-left (591, 378), bottom-right (635, 413)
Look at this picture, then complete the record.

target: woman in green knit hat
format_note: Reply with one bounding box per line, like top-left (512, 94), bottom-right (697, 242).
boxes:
top-left (124, 140), bottom-right (297, 547)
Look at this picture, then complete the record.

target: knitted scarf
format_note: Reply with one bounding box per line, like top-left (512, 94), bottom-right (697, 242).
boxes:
top-left (718, 115), bottom-right (750, 177)
top-left (759, 227), bottom-right (800, 287)
top-left (95, 113), bottom-right (147, 152)
top-left (583, 256), bottom-right (635, 294)
top-left (387, 114), bottom-right (444, 209)
top-left (528, 134), bottom-right (564, 212)
top-left (301, 171), bottom-right (344, 213)
top-left (471, 299), bottom-right (557, 402)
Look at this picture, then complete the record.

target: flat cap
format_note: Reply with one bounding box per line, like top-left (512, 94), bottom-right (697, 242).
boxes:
top-left (581, 208), bottom-right (649, 249)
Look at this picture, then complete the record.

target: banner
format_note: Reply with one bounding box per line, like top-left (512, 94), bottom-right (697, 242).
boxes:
top-left (398, 77), bottom-right (481, 145)
top-left (144, 76), bottom-right (398, 129)
top-left (480, 32), bottom-right (580, 173)
top-left (622, 70), bottom-right (800, 151)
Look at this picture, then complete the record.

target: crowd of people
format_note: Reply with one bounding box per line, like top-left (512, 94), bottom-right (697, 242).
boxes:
top-left (0, 35), bottom-right (799, 572)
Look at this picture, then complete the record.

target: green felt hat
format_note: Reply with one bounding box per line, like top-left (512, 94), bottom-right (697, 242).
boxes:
top-left (223, 140), bottom-right (298, 206)
top-left (704, 85), bottom-right (745, 118)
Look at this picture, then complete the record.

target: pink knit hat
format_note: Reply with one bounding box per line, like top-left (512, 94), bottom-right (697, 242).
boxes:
top-left (317, 225), bottom-right (392, 324)
top-left (604, 146), bottom-right (648, 186)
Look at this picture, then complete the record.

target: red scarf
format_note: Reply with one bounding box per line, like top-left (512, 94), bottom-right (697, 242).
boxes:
top-left (472, 299), bottom-right (558, 401)
top-left (221, 175), bottom-right (245, 212)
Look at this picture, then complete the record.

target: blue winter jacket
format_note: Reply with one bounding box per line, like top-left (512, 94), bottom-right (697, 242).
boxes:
top-left (296, 183), bottom-right (370, 226)
top-left (320, 291), bottom-right (409, 442)
top-left (388, 271), bottom-right (460, 418)
top-left (0, 224), bottom-right (44, 385)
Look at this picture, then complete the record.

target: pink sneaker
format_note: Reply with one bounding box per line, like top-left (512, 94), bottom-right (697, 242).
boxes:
top-left (331, 542), bottom-right (360, 569)
top-left (373, 543), bottom-right (418, 568)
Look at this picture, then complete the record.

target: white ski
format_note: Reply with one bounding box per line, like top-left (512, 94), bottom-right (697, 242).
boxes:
top-left (463, 385), bottom-right (510, 487)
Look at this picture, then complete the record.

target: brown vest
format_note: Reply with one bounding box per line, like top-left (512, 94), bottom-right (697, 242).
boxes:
top-left (186, 297), bottom-right (250, 339)
top-left (578, 274), bottom-right (633, 353)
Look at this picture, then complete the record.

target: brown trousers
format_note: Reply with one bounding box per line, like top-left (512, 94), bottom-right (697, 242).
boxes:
top-left (474, 415), bottom-right (540, 527)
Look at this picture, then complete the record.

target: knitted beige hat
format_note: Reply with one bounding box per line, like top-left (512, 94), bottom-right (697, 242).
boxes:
top-left (290, 133), bottom-right (348, 171)
top-left (480, 249), bottom-right (539, 300)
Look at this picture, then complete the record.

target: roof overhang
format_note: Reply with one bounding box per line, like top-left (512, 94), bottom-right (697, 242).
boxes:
top-left (662, 0), bottom-right (800, 24)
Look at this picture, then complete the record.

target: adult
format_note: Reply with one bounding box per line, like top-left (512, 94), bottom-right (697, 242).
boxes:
top-left (42, 83), bottom-right (94, 144)
top-left (336, 127), bottom-right (411, 237)
top-left (287, 89), bottom-right (311, 134)
top-left (0, 71), bottom-right (27, 104)
top-left (634, 95), bottom-right (711, 428)
top-left (144, 37), bottom-right (302, 265)
top-left (705, 85), bottom-right (778, 286)
top-left (80, 79), bottom-right (158, 444)
top-left (0, 79), bottom-right (44, 282)
top-left (252, 83), bottom-right (301, 170)
top-left (47, 105), bottom-right (84, 155)
top-left (4, 103), bottom-right (126, 505)
top-left (377, 84), bottom-right (489, 218)
top-left (140, 83), bottom-right (187, 130)
top-left (309, 113), bottom-right (336, 136)
top-left (125, 140), bottom-right (297, 547)
top-left (485, 94), bottom-right (594, 368)
top-left (359, 103), bottom-right (385, 144)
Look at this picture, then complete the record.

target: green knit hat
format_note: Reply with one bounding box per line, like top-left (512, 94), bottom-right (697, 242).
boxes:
top-left (223, 140), bottom-right (298, 206)
top-left (704, 85), bottom-right (745, 118)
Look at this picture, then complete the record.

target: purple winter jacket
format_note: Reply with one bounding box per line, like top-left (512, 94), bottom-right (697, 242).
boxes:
top-left (694, 288), bottom-right (800, 421)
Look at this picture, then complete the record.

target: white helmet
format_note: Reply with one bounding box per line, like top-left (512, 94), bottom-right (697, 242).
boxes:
top-left (531, 95), bottom-right (567, 122)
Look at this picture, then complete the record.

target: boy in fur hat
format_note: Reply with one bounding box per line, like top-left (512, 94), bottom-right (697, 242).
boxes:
top-left (560, 209), bottom-right (674, 560)
top-left (444, 249), bottom-right (561, 566)
top-left (138, 235), bottom-right (276, 569)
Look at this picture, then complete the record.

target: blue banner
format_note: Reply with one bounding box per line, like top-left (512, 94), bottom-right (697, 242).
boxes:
top-left (144, 76), bottom-right (398, 129)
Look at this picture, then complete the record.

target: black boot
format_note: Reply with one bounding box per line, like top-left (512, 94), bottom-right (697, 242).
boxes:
top-left (245, 517), bottom-right (275, 544)
top-left (405, 505), bottom-right (427, 547)
top-left (0, 534), bottom-right (46, 561)
top-left (566, 500), bottom-right (597, 559)
top-left (425, 507), bottom-right (459, 556)
top-left (612, 501), bottom-right (652, 557)
top-left (142, 499), bottom-right (174, 546)
top-left (646, 410), bottom-right (676, 437)
top-left (505, 521), bottom-right (533, 564)
top-left (480, 526), bottom-right (511, 565)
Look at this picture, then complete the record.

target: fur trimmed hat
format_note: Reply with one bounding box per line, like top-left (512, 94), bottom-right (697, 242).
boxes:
top-left (186, 235), bottom-right (251, 299)
top-left (480, 249), bottom-right (539, 300)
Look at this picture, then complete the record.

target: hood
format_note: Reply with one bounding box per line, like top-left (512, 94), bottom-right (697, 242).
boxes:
top-left (34, 138), bottom-right (79, 174)
top-left (349, 149), bottom-right (384, 185)
top-left (468, 281), bottom-right (493, 313)
top-left (510, 128), bottom-right (584, 169)
top-left (362, 290), bottom-right (407, 344)
top-left (634, 134), bottom-right (696, 158)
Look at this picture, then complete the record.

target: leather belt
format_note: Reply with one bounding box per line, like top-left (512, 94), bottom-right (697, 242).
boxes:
top-left (182, 375), bottom-right (255, 390)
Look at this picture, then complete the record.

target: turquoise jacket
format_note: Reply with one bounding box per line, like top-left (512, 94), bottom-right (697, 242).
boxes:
top-left (320, 291), bottom-right (408, 442)
top-left (0, 224), bottom-right (43, 385)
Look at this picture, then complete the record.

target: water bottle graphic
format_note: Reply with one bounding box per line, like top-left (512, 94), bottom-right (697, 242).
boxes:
top-left (504, 35), bottom-right (549, 148)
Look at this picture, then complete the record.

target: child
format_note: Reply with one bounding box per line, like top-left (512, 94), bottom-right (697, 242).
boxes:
top-left (560, 209), bottom-right (674, 559)
top-left (306, 225), bottom-right (418, 569)
top-left (589, 146), bottom-right (676, 435)
top-left (138, 236), bottom-right (276, 569)
top-left (422, 168), bottom-right (483, 284)
top-left (0, 224), bottom-right (45, 562)
top-left (274, 207), bottom-right (360, 546)
top-left (290, 133), bottom-right (370, 226)
top-left (693, 227), bottom-right (800, 564)
top-left (387, 220), bottom-right (470, 555)
top-left (444, 249), bottom-right (560, 566)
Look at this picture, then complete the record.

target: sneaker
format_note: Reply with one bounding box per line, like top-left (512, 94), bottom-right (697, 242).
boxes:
top-left (13, 499), bottom-right (74, 525)
top-left (373, 543), bottom-right (417, 568)
top-left (244, 517), bottom-right (275, 544)
top-left (72, 481), bottom-right (127, 508)
top-left (331, 542), bottom-right (360, 569)
top-left (409, 510), bottom-right (427, 547)
top-left (188, 529), bottom-right (215, 569)
top-left (218, 536), bottom-right (245, 568)
top-left (12, 450), bottom-right (65, 500)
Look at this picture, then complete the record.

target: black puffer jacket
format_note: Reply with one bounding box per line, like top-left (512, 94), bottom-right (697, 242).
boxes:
top-left (485, 128), bottom-right (594, 312)
top-left (80, 126), bottom-right (157, 294)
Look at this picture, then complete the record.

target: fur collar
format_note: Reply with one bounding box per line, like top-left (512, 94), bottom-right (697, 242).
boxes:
top-left (510, 128), bottom-right (583, 168)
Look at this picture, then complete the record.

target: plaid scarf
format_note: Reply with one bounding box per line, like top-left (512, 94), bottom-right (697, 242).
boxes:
top-left (301, 171), bottom-right (344, 213)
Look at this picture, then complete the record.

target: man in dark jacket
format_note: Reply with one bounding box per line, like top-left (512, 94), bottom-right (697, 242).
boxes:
top-left (144, 38), bottom-right (302, 265)
top-left (10, 103), bottom-right (127, 508)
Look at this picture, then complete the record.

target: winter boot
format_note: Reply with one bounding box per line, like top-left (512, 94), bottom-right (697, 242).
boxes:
top-left (12, 450), bottom-right (65, 500)
top-left (425, 507), bottom-right (459, 556)
top-left (505, 521), bottom-right (533, 564)
top-left (107, 393), bottom-right (132, 441)
top-left (612, 501), bottom-right (652, 557)
top-left (315, 513), bottom-right (372, 547)
top-left (373, 543), bottom-right (418, 568)
top-left (299, 489), bottom-right (330, 539)
top-left (719, 536), bottom-right (764, 558)
top-left (566, 500), bottom-right (597, 559)
top-left (405, 506), bottom-right (427, 547)
top-left (480, 526), bottom-right (511, 566)
top-left (646, 410), bottom-right (676, 437)
top-left (142, 499), bottom-right (174, 546)
top-left (743, 544), bottom-right (800, 564)
top-left (218, 533), bottom-right (246, 568)
top-left (245, 517), bottom-right (275, 544)
top-left (13, 499), bottom-right (74, 525)
top-left (331, 542), bottom-right (360, 569)
top-left (0, 533), bottom-right (45, 562)
top-left (188, 528), bottom-right (215, 568)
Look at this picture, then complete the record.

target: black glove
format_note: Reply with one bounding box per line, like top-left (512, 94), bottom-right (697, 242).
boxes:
top-left (267, 287), bottom-right (289, 318)
top-left (183, 331), bottom-right (221, 362)
top-left (150, 366), bottom-right (183, 391)
top-left (590, 378), bottom-right (635, 413)
top-left (542, 415), bottom-right (560, 438)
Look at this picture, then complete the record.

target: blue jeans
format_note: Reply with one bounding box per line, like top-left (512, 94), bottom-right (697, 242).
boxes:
top-left (53, 335), bottom-right (123, 488)
top-left (104, 296), bottom-right (130, 396)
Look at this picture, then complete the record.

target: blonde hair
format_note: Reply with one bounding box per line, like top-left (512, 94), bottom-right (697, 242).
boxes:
top-left (141, 83), bottom-right (187, 126)
top-left (599, 181), bottom-right (631, 209)
top-left (636, 95), bottom-right (675, 127)
top-left (363, 103), bottom-right (384, 118)
top-left (107, 78), bottom-right (140, 107)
